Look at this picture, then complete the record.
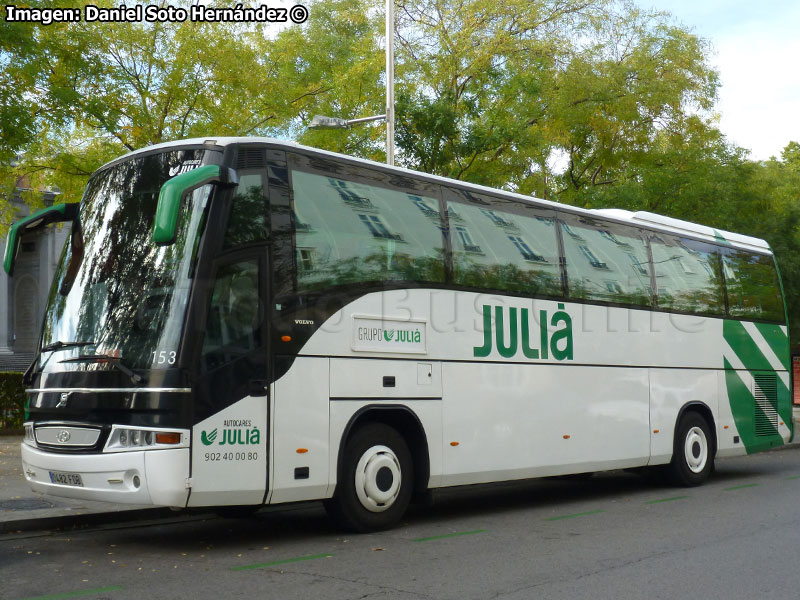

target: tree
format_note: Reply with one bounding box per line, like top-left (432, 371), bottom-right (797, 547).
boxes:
top-left (0, 0), bottom-right (385, 220)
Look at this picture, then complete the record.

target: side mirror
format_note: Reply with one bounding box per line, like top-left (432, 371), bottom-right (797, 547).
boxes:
top-left (153, 165), bottom-right (238, 245)
top-left (3, 203), bottom-right (79, 276)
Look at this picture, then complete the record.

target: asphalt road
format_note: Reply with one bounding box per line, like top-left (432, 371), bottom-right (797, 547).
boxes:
top-left (2, 448), bottom-right (800, 600)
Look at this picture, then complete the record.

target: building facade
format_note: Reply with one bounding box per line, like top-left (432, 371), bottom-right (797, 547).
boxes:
top-left (0, 192), bottom-right (70, 372)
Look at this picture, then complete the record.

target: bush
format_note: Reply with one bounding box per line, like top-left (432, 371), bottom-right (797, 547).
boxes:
top-left (0, 372), bottom-right (26, 431)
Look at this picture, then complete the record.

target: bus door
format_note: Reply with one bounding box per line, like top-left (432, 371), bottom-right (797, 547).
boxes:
top-left (188, 248), bottom-right (269, 506)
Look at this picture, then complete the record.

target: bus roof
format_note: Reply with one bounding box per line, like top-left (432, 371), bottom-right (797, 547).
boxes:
top-left (104, 137), bottom-right (772, 254)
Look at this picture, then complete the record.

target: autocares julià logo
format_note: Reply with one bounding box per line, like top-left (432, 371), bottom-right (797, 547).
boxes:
top-left (200, 427), bottom-right (260, 446)
top-left (200, 428), bottom-right (218, 446)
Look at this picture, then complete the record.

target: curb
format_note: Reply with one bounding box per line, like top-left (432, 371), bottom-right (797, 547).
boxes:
top-left (0, 507), bottom-right (180, 535)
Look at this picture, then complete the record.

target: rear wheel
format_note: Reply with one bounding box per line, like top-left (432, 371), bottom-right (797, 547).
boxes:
top-left (669, 412), bottom-right (713, 486)
top-left (325, 423), bottom-right (413, 532)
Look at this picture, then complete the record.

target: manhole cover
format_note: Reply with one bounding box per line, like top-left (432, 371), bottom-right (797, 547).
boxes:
top-left (0, 498), bottom-right (55, 511)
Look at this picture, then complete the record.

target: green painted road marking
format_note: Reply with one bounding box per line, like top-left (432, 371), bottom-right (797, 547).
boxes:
top-left (645, 495), bottom-right (689, 504)
top-left (231, 553), bottom-right (333, 571)
top-left (785, 475), bottom-right (800, 480)
top-left (413, 529), bottom-right (486, 542)
top-left (23, 586), bottom-right (124, 600)
top-left (545, 509), bottom-right (604, 521)
top-left (724, 483), bottom-right (760, 491)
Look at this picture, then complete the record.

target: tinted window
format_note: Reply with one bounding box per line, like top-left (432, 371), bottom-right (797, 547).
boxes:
top-left (291, 169), bottom-right (445, 291)
top-left (650, 234), bottom-right (724, 315)
top-left (560, 214), bottom-right (652, 306)
top-left (202, 259), bottom-right (262, 371)
top-left (722, 249), bottom-right (784, 321)
top-left (445, 189), bottom-right (561, 296)
top-left (223, 171), bottom-right (268, 249)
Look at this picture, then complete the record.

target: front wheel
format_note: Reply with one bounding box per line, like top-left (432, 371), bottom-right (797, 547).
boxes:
top-left (325, 423), bottom-right (413, 532)
top-left (668, 412), bottom-right (713, 486)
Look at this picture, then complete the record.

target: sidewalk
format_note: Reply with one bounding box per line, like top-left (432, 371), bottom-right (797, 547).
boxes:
top-left (0, 435), bottom-right (171, 534)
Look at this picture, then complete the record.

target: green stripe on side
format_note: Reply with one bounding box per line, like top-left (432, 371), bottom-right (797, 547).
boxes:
top-left (753, 322), bottom-right (790, 371)
top-left (714, 229), bottom-right (732, 246)
top-left (724, 320), bottom-right (776, 372)
top-left (723, 358), bottom-right (784, 454)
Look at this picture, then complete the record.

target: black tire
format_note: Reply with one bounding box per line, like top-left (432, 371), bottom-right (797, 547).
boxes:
top-left (325, 423), bottom-right (414, 532)
top-left (668, 412), bottom-right (714, 486)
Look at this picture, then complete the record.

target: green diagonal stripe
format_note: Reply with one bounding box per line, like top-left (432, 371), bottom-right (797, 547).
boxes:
top-left (724, 320), bottom-right (774, 372)
top-left (724, 357), bottom-right (783, 454)
top-left (753, 322), bottom-right (790, 371)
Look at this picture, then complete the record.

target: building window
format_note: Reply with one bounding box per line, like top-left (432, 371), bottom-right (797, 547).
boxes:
top-left (409, 195), bottom-right (439, 218)
top-left (579, 245), bottom-right (608, 269)
top-left (508, 235), bottom-right (545, 262)
top-left (329, 178), bottom-right (373, 209)
top-left (455, 226), bottom-right (482, 253)
top-left (358, 214), bottom-right (402, 241)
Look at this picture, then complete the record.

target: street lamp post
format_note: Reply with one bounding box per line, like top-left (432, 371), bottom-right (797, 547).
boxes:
top-left (385, 0), bottom-right (394, 166)
top-left (308, 1), bottom-right (396, 166)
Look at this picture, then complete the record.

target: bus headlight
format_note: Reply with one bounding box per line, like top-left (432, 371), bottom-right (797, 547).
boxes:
top-left (105, 427), bottom-right (186, 451)
top-left (23, 423), bottom-right (37, 447)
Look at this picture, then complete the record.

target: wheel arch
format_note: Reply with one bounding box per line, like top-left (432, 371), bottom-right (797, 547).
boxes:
top-left (674, 401), bottom-right (717, 456)
top-left (335, 404), bottom-right (430, 498)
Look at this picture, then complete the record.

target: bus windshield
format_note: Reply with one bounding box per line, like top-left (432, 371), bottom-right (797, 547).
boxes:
top-left (39, 149), bottom-right (213, 371)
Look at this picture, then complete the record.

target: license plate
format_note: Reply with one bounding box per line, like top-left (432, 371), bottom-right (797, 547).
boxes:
top-left (49, 471), bottom-right (84, 487)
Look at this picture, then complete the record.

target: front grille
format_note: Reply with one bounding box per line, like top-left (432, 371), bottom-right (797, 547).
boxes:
top-left (753, 374), bottom-right (778, 437)
top-left (33, 423), bottom-right (109, 453)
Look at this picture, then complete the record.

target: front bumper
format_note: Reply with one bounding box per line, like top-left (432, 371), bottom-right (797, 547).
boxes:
top-left (21, 443), bottom-right (190, 508)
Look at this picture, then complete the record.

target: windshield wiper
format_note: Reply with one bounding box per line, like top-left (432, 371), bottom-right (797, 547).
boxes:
top-left (41, 340), bottom-right (96, 353)
top-left (59, 354), bottom-right (144, 385)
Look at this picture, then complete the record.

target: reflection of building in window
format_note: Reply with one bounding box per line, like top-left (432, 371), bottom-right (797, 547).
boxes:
top-left (455, 226), bottom-right (482, 253)
top-left (579, 245), bottom-right (608, 269)
top-left (409, 195), bottom-right (439, 218)
top-left (297, 248), bottom-right (315, 273)
top-left (676, 257), bottom-right (695, 274)
top-left (482, 209), bottom-right (515, 228)
top-left (604, 280), bottom-right (623, 294)
top-left (294, 211), bottom-right (313, 232)
top-left (446, 207), bottom-right (465, 223)
top-left (599, 230), bottom-right (631, 247)
top-left (328, 178), bottom-right (373, 209)
top-left (722, 261), bottom-right (735, 279)
top-left (563, 224), bottom-right (585, 240)
top-left (358, 214), bottom-right (403, 241)
top-left (626, 253), bottom-right (647, 275)
top-left (508, 236), bottom-right (545, 262)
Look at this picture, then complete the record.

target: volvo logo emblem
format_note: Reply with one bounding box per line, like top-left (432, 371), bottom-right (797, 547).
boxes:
top-left (56, 430), bottom-right (71, 443)
top-left (56, 392), bottom-right (72, 408)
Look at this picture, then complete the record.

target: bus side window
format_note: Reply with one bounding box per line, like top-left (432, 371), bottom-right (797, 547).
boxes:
top-left (444, 189), bottom-right (561, 297)
top-left (202, 259), bottom-right (262, 371)
top-left (650, 234), bottom-right (724, 316)
top-left (559, 214), bottom-right (652, 307)
top-left (290, 168), bottom-right (445, 291)
top-left (722, 248), bottom-right (784, 322)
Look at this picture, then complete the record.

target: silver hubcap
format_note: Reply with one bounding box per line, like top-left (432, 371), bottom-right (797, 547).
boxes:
top-left (354, 445), bottom-right (402, 513)
top-left (684, 426), bottom-right (708, 474)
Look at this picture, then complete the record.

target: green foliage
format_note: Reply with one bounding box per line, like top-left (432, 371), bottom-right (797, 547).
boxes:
top-left (0, 372), bottom-right (26, 431)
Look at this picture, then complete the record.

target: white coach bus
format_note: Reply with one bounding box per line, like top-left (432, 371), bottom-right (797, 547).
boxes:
top-left (5, 138), bottom-right (791, 531)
